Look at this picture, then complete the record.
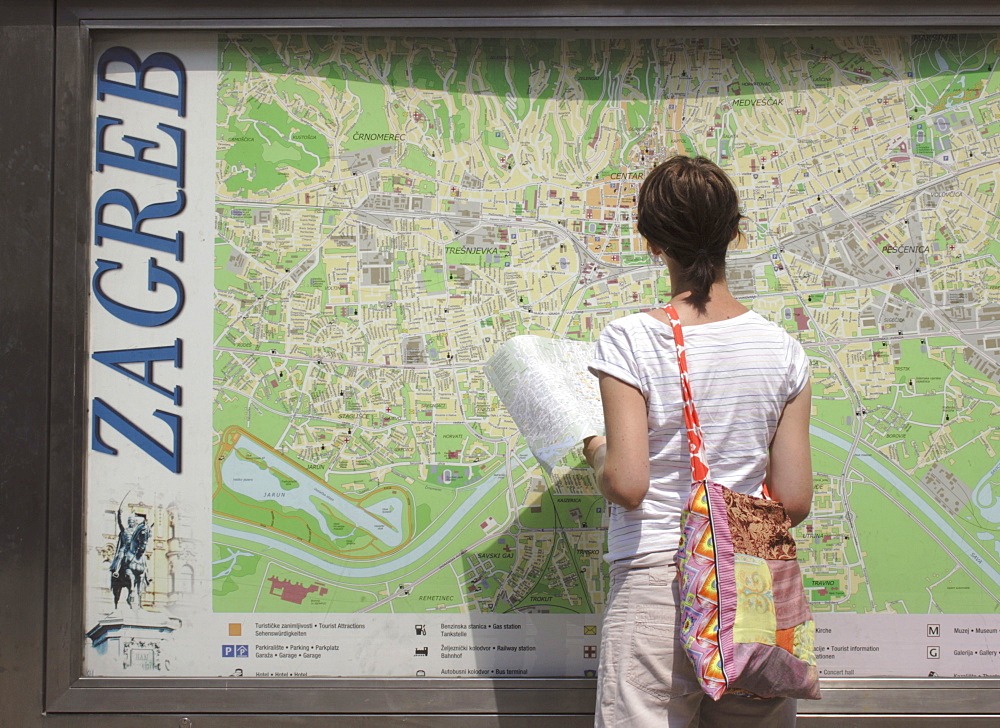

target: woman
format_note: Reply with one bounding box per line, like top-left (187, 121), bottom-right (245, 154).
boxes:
top-left (583, 156), bottom-right (813, 727)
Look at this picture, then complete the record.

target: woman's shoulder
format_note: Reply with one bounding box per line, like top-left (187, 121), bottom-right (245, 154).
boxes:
top-left (600, 310), bottom-right (673, 336)
top-left (601, 308), bottom-right (802, 348)
top-left (682, 309), bottom-right (767, 336)
top-left (705, 311), bottom-right (808, 365)
top-left (685, 311), bottom-right (806, 360)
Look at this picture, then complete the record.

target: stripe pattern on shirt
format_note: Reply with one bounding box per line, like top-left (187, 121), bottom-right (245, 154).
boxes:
top-left (589, 310), bottom-right (809, 563)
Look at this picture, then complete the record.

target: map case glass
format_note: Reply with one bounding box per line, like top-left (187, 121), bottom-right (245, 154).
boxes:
top-left (87, 31), bottom-right (1000, 679)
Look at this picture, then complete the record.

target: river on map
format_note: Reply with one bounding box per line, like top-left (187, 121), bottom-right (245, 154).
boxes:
top-left (221, 435), bottom-right (405, 548)
top-left (810, 425), bottom-right (1000, 584)
top-left (216, 446), bottom-right (529, 579)
top-left (972, 458), bottom-right (1000, 526)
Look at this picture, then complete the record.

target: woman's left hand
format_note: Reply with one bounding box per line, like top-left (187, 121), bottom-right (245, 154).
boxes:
top-left (582, 436), bottom-right (607, 471)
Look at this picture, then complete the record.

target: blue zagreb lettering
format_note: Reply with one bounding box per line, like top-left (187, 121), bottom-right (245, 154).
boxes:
top-left (90, 46), bottom-right (189, 474)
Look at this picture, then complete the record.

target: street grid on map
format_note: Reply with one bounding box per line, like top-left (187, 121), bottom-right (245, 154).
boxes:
top-left (211, 33), bottom-right (1000, 619)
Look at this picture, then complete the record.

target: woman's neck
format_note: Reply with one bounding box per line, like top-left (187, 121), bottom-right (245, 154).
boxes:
top-left (663, 280), bottom-right (749, 325)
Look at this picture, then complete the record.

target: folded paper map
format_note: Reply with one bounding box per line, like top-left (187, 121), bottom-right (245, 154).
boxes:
top-left (484, 336), bottom-right (604, 472)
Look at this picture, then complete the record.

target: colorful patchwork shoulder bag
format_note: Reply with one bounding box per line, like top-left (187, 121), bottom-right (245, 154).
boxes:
top-left (666, 303), bottom-right (821, 701)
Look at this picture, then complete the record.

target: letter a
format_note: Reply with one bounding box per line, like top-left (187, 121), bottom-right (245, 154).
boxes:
top-left (92, 339), bottom-right (182, 405)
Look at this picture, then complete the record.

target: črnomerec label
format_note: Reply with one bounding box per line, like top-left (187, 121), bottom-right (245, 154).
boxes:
top-left (86, 32), bottom-right (1000, 680)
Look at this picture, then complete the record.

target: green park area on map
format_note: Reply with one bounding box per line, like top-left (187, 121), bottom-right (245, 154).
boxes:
top-left (210, 33), bottom-right (1000, 617)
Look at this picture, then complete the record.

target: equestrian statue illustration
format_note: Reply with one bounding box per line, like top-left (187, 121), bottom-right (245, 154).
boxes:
top-left (110, 495), bottom-right (152, 610)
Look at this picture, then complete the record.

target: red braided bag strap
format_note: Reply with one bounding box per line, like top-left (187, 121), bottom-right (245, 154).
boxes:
top-left (663, 303), bottom-right (711, 484)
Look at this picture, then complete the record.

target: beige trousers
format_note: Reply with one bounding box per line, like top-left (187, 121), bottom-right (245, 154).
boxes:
top-left (595, 556), bottom-right (798, 728)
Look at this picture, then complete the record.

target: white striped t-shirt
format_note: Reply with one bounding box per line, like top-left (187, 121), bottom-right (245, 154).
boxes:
top-left (589, 310), bottom-right (810, 564)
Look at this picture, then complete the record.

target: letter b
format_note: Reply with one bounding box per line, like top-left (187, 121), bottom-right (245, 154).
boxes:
top-left (97, 46), bottom-right (187, 116)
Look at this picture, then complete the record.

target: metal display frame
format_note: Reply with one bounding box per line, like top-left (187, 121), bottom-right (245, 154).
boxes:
top-left (2, 1), bottom-right (1000, 725)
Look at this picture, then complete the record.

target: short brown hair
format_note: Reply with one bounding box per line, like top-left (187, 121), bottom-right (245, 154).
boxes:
top-left (637, 156), bottom-right (743, 309)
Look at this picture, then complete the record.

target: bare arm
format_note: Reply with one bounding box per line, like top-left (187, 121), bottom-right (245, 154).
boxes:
top-left (766, 380), bottom-right (814, 526)
top-left (583, 372), bottom-right (650, 511)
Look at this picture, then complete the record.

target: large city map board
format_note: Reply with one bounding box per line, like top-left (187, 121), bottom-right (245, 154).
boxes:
top-left (210, 33), bottom-right (1000, 674)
